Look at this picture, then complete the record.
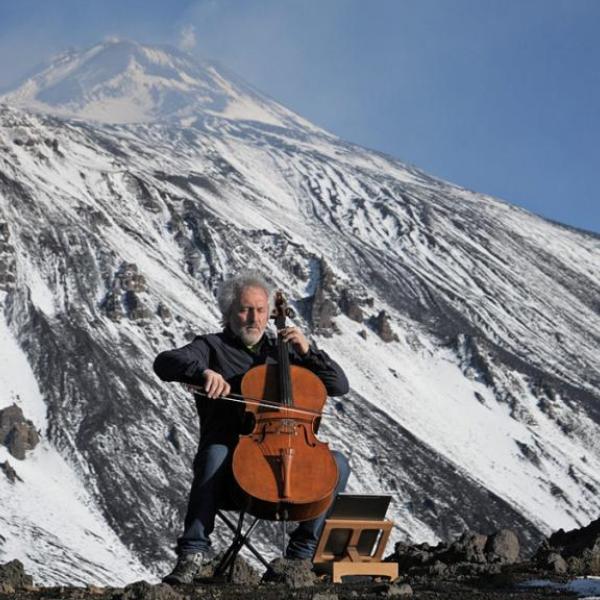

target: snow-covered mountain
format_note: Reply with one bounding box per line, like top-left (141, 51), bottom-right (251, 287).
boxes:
top-left (1, 38), bottom-right (316, 130)
top-left (0, 40), bottom-right (599, 586)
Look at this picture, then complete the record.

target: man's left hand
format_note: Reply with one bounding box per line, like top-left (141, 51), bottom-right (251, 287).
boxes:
top-left (279, 326), bottom-right (310, 356)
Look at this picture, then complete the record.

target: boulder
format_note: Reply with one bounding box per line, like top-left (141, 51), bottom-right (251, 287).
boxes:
top-left (157, 302), bottom-right (172, 323)
top-left (387, 529), bottom-right (519, 578)
top-left (385, 582), bottom-right (413, 597)
top-left (485, 529), bottom-right (520, 563)
top-left (6, 422), bottom-right (40, 460)
top-left (389, 541), bottom-right (434, 571)
top-left (536, 515), bottom-right (600, 575)
top-left (262, 557), bottom-right (317, 588)
top-left (546, 552), bottom-right (568, 574)
top-left (125, 290), bottom-right (153, 321)
top-left (0, 404), bottom-right (40, 460)
top-left (339, 289), bottom-right (364, 322)
top-left (103, 290), bottom-right (124, 321)
top-left (117, 263), bottom-right (147, 293)
top-left (1, 460), bottom-right (22, 483)
top-left (428, 561), bottom-right (448, 576)
top-left (445, 532), bottom-right (488, 564)
top-left (548, 516), bottom-right (600, 556)
top-left (311, 289), bottom-right (338, 334)
top-left (0, 559), bottom-right (33, 590)
top-left (118, 581), bottom-right (182, 600)
top-left (371, 311), bottom-right (399, 343)
top-left (205, 553), bottom-right (261, 585)
top-left (0, 582), bottom-right (15, 594)
top-left (0, 404), bottom-right (24, 438)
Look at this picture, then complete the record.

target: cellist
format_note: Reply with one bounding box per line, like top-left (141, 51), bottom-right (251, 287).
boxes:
top-left (153, 272), bottom-right (351, 584)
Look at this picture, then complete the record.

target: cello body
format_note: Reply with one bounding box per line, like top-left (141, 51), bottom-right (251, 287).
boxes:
top-left (231, 293), bottom-right (339, 522)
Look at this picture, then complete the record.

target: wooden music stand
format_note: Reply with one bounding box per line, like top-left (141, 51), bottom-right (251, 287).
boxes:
top-left (313, 516), bottom-right (398, 583)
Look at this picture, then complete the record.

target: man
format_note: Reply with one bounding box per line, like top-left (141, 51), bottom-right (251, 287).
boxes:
top-left (154, 272), bottom-right (350, 584)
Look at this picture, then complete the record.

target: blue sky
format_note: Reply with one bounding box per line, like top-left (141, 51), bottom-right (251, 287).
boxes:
top-left (1, 0), bottom-right (598, 233)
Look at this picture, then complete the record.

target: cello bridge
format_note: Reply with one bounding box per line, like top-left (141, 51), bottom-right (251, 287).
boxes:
top-left (278, 419), bottom-right (298, 435)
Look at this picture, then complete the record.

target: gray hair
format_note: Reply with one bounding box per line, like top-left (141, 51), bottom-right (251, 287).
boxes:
top-left (217, 272), bottom-right (272, 325)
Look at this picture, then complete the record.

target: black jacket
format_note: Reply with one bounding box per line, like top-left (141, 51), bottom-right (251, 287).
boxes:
top-left (153, 328), bottom-right (349, 447)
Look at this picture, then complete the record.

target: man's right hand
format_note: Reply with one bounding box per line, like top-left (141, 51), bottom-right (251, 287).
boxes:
top-left (202, 369), bottom-right (231, 399)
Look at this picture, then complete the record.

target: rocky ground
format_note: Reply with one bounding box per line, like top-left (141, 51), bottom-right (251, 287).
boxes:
top-left (5, 517), bottom-right (600, 600)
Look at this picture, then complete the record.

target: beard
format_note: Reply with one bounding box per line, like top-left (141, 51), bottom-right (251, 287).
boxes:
top-left (237, 326), bottom-right (264, 346)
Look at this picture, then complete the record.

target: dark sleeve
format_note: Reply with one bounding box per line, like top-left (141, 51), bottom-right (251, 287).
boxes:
top-left (293, 345), bottom-right (349, 397)
top-left (153, 336), bottom-right (210, 384)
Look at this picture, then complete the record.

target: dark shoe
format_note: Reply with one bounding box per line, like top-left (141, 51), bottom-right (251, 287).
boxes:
top-left (162, 552), bottom-right (213, 584)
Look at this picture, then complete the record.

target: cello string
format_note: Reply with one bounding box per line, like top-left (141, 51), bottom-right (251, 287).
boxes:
top-left (182, 386), bottom-right (331, 419)
top-left (185, 384), bottom-right (318, 415)
top-left (278, 317), bottom-right (293, 457)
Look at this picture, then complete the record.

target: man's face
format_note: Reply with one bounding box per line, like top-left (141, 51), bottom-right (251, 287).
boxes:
top-left (229, 286), bottom-right (270, 346)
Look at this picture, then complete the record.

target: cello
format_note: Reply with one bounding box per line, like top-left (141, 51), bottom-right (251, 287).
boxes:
top-left (231, 291), bottom-right (339, 522)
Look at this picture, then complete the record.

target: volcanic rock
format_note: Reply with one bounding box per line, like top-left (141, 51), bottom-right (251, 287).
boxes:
top-left (0, 560), bottom-right (34, 590)
top-left (307, 258), bottom-right (342, 336)
top-left (157, 302), bottom-right (172, 323)
top-left (103, 290), bottom-right (125, 321)
top-left (339, 288), bottom-right (365, 322)
top-left (535, 515), bottom-right (600, 575)
top-left (546, 552), bottom-right (568, 574)
top-left (445, 532), bottom-right (488, 563)
top-left (124, 290), bottom-right (153, 321)
top-left (548, 515), bottom-right (600, 556)
top-left (117, 263), bottom-right (147, 293)
top-left (388, 529), bottom-right (519, 577)
top-left (485, 529), bottom-right (520, 563)
top-left (389, 542), bottom-right (434, 571)
top-left (0, 220), bottom-right (16, 291)
top-left (311, 289), bottom-right (338, 335)
top-left (262, 557), bottom-right (317, 588)
top-left (371, 311), bottom-right (399, 343)
top-left (185, 553), bottom-right (261, 585)
top-left (103, 262), bottom-right (154, 322)
top-left (1, 459), bottom-right (22, 483)
top-left (117, 580), bottom-right (182, 600)
top-left (0, 404), bottom-right (40, 460)
top-left (385, 582), bottom-right (413, 597)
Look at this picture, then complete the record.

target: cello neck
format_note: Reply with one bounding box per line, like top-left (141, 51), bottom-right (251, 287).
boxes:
top-left (273, 291), bottom-right (293, 408)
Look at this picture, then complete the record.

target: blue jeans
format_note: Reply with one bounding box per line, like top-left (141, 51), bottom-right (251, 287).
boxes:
top-left (177, 443), bottom-right (351, 560)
